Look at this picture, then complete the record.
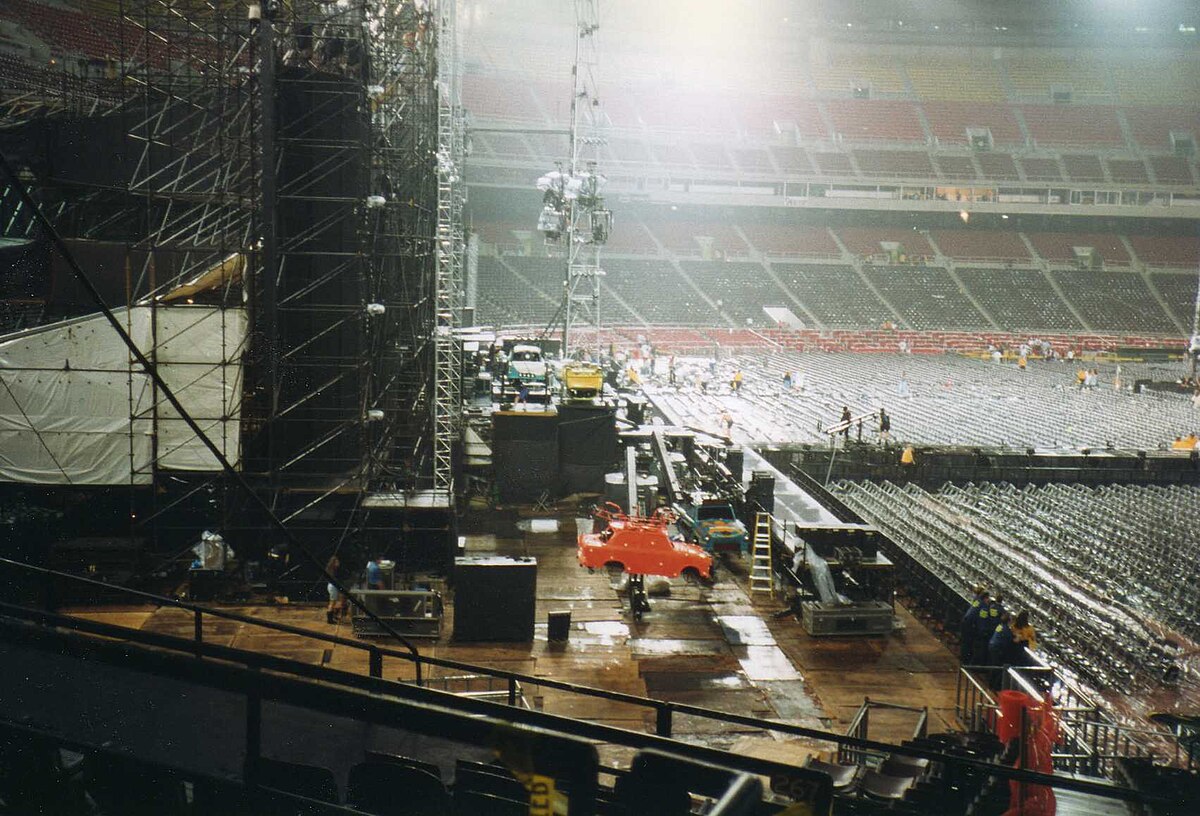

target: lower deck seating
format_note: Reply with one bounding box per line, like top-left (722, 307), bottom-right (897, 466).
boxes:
top-left (1050, 268), bottom-right (1175, 333)
top-left (600, 259), bottom-right (715, 325)
top-left (677, 261), bottom-right (790, 324)
top-left (1149, 271), bottom-right (1199, 329)
top-left (475, 256), bottom-right (560, 326)
top-left (770, 263), bottom-right (892, 328)
top-left (862, 266), bottom-right (988, 330)
top-left (955, 267), bottom-right (1082, 331)
top-left (836, 481), bottom-right (1200, 689)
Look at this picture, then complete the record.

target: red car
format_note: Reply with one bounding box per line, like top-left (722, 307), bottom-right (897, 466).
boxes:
top-left (578, 505), bottom-right (714, 583)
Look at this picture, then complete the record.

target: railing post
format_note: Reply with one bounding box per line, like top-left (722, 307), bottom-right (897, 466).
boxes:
top-left (656, 704), bottom-right (672, 737)
top-left (369, 648), bottom-right (382, 679)
top-left (507, 677), bottom-right (517, 706)
top-left (193, 609), bottom-right (203, 655)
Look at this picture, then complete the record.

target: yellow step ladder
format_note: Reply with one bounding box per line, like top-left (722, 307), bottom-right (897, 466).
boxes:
top-left (749, 513), bottom-right (773, 596)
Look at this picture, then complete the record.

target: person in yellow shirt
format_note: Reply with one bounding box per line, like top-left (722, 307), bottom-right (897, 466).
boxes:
top-left (1011, 610), bottom-right (1038, 658)
top-left (899, 445), bottom-right (915, 465)
top-left (1171, 435), bottom-right (1198, 451)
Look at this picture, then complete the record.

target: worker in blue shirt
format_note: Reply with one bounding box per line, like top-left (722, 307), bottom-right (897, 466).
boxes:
top-left (987, 611), bottom-right (1015, 667)
top-left (960, 586), bottom-right (988, 664)
top-left (975, 594), bottom-right (1005, 667)
top-left (366, 557), bottom-right (384, 590)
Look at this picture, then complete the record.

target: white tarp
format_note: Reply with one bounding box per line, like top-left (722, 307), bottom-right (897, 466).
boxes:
top-left (0, 306), bottom-right (247, 485)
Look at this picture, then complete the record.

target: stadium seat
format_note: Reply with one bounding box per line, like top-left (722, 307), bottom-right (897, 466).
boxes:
top-left (348, 760), bottom-right (449, 814)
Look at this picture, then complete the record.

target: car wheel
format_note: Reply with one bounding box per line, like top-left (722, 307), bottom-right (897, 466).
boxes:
top-left (681, 567), bottom-right (701, 585)
top-left (604, 562), bottom-right (625, 580)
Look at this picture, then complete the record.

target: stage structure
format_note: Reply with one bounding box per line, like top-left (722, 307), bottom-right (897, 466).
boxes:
top-left (537, 0), bottom-right (611, 358)
top-left (0, 1), bottom-right (464, 575)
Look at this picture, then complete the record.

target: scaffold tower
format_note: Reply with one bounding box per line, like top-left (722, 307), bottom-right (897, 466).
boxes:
top-left (538, 0), bottom-right (609, 359)
top-left (434, 0), bottom-right (465, 500)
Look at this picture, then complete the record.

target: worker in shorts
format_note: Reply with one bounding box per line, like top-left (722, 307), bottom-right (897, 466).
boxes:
top-left (325, 554), bottom-right (345, 624)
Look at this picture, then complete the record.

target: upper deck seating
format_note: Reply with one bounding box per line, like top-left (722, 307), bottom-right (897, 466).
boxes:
top-left (1021, 105), bottom-right (1125, 148)
top-left (1123, 106), bottom-right (1200, 152)
top-left (975, 152), bottom-right (1022, 181)
top-left (1107, 159), bottom-right (1150, 185)
top-left (811, 152), bottom-right (856, 177)
top-left (932, 230), bottom-right (1031, 263)
top-left (921, 102), bottom-right (1024, 146)
top-left (810, 55), bottom-right (905, 95)
top-left (743, 225), bottom-right (840, 258)
top-left (838, 228), bottom-right (934, 261)
top-left (932, 154), bottom-right (978, 181)
top-left (769, 146), bottom-right (815, 175)
top-left (853, 150), bottom-right (936, 178)
top-left (1062, 154), bottom-right (1107, 183)
top-left (1128, 235), bottom-right (1199, 268)
top-left (907, 58), bottom-right (1006, 102)
top-left (1006, 55), bottom-right (1110, 101)
top-left (1027, 232), bottom-right (1130, 266)
top-left (1148, 155), bottom-right (1196, 186)
top-left (825, 100), bottom-right (926, 143)
top-left (462, 74), bottom-right (540, 121)
top-left (1019, 157), bottom-right (1063, 182)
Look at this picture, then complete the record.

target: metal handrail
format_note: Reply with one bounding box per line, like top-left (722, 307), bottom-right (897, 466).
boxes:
top-left (0, 584), bottom-right (1177, 807)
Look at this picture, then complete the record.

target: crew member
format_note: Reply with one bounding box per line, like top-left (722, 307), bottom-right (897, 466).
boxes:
top-left (325, 554), bottom-right (344, 624)
top-left (1011, 610), bottom-right (1038, 665)
top-left (960, 586), bottom-right (989, 664)
top-left (975, 593), bottom-right (1003, 669)
top-left (987, 611), bottom-right (1015, 667)
top-left (878, 408), bottom-right (891, 446)
top-left (366, 556), bottom-right (385, 590)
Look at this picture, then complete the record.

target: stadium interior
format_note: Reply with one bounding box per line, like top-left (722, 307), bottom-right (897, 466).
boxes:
top-left (0, 0), bottom-right (1199, 814)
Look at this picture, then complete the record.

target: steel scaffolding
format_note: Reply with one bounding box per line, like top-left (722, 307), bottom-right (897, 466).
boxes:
top-left (0, 1), bottom-right (459, 567)
top-left (433, 0), bottom-right (465, 499)
top-left (538, 0), bottom-right (608, 359)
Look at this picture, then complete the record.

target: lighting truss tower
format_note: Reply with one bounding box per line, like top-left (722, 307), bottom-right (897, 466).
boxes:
top-left (541, 0), bottom-right (609, 359)
top-left (433, 0), bottom-right (465, 500)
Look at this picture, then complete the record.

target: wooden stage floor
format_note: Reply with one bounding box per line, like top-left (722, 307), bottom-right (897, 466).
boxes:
top-left (60, 507), bottom-right (966, 766)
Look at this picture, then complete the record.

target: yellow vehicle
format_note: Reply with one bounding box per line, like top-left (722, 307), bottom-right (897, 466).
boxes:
top-left (562, 362), bottom-right (604, 400)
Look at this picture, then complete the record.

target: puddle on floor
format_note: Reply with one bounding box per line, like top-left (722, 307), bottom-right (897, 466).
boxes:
top-left (716, 615), bottom-right (777, 646)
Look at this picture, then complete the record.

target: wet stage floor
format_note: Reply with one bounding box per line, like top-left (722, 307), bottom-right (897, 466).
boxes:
top-left (61, 505), bottom-right (966, 768)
